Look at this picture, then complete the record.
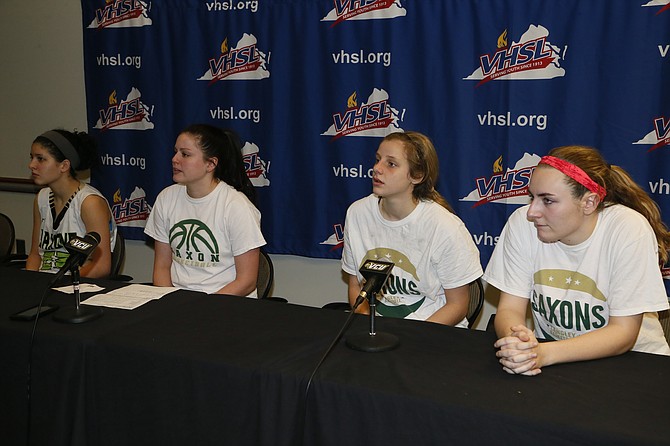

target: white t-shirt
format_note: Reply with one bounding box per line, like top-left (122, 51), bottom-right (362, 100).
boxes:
top-left (36, 184), bottom-right (117, 274)
top-left (342, 194), bottom-right (483, 326)
top-left (484, 204), bottom-right (670, 355)
top-left (144, 182), bottom-right (266, 296)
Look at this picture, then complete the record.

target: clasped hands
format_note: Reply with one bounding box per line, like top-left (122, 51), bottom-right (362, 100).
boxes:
top-left (494, 325), bottom-right (543, 376)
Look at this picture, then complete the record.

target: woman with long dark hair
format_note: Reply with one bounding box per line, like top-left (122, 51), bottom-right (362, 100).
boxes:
top-left (145, 124), bottom-right (265, 296)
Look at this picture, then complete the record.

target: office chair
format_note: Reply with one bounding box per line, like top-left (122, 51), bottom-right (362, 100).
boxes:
top-left (257, 250), bottom-right (273, 299)
top-left (466, 278), bottom-right (485, 329)
top-left (0, 212), bottom-right (15, 264)
top-left (258, 250), bottom-right (286, 302)
top-left (107, 232), bottom-right (133, 281)
top-left (0, 213), bottom-right (28, 268)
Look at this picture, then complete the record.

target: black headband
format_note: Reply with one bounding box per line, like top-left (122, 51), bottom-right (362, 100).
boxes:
top-left (40, 130), bottom-right (80, 170)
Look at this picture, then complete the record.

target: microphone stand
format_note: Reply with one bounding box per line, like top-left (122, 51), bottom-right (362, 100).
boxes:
top-left (53, 265), bottom-right (103, 324)
top-left (345, 291), bottom-right (399, 352)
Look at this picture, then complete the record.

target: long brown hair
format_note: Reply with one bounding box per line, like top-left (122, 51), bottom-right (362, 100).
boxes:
top-left (382, 131), bottom-right (453, 212)
top-left (545, 145), bottom-right (670, 265)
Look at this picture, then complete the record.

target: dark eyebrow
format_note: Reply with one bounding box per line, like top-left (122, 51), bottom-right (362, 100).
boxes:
top-left (532, 192), bottom-right (557, 199)
top-left (528, 188), bottom-right (556, 198)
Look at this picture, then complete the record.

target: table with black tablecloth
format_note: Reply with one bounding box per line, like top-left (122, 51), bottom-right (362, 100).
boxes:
top-left (1, 267), bottom-right (668, 446)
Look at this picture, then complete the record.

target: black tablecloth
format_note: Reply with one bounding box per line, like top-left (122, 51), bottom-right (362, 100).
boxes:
top-left (1, 267), bottom-right (669, 446)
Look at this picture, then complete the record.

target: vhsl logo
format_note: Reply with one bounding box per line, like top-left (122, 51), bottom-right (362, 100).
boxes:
top-left (321, 88), bottom-right (404, 140)
top-left (94, 88), bottom-right (154, 130)
top-left (460, 153), bottom-right (539, 207)
top-left (321, 0), bottom-right (406, 27)
top-left (464, 25), bottom-right (566, 86)
top-left (87, 0), bottom-right (152, 29)
top-left (633, 116), bottom-right (670, 152)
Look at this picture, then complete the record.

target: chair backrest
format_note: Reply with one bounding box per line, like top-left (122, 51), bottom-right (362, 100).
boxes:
top-left (257, 250), bottom-right (274, 299)
top-left (467, 278), bottom-right (485, 329)
top-left (110, 231), bottom-right (125, 278)
top-left (0, 213), bottom-right (16, 263)
top-left (659, 310), bottom-right (670, 346)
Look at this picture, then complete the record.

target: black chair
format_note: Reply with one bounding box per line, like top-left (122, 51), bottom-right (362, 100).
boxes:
top-left (0, 213), bottom-right (28, 268)
top-left (0, 213), bottom-right (15, 264)
top-left (108, 231), bottom-right (133, 281)
top-left (466, 278), bottom-right (485, 329)
top-left (258, 250), bottom-right (286, 302)
top-left (257, 250), bottom-right (273, 299)
top-left (659, 310), bottom-right (670, 346)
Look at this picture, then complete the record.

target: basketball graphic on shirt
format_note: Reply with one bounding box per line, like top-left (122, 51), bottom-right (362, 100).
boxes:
top-left (170, 219), bottom-right (219, 254)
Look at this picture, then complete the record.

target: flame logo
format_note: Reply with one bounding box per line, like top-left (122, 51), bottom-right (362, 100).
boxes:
top-left (108, 90), bottom-right (117, 106)
top-left (493, 155), bottom-right (503, 173)
top-left (113, 189), bottom-right (122, 204)
top-left (347, 91), bottom-right (357, 108)
top-left (221, 38), bottom-right (228, 54)
top-left (497, 29), bottom-right (508, 49)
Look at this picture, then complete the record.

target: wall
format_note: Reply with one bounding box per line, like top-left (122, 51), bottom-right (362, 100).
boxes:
top-left (0, 0), bottom-right (497, 329)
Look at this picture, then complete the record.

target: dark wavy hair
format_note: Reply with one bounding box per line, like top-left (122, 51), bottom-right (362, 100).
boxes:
top-left (180, 124), bottom-right (256, 204)
top-left (33, 129), bottom-right (98, 178)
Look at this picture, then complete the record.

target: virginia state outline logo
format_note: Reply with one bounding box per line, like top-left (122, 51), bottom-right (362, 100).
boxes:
top-left (322, 88), bottom-right (404, 140)
top-left (111, 187), bottom-right (152, 227)
top-left (321, 0), bottom-right (406, 27)
top-left (642, 0), bottom-right (670, 15)
top-left (94, 87), bottom-right (155, 131)
top-left (242, 141), bottom-right (270, 187)
top-left (464, 25), bottom-right (566, 87)
top-left (633, 116), bottom-right (670, 152)
top-left (321, 223), bottom-right (344, 251)
top-left (87, 0), bottom-right (152, 29)
top-left (460, 153), bottom-right (539, 207)
top-left (198, 34), bottom-right (270, 83)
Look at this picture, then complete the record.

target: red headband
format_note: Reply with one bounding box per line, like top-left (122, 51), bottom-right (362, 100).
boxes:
top-left (538, 156), bottom-right (607, 200)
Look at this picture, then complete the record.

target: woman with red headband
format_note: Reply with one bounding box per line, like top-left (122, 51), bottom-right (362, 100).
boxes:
top-left (484, 145), bottom-right (670, 375)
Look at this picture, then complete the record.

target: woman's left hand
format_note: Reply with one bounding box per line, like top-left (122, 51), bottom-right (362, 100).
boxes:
top-left (494, 325), bottom-right (543, 376)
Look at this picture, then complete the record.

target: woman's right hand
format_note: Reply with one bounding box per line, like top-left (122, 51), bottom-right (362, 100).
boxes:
top-left (494, 324), bottom-right (542, 376)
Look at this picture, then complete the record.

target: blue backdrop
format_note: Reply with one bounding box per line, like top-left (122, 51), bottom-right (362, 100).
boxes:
top-left (81, 0), bottom-right (670, 293)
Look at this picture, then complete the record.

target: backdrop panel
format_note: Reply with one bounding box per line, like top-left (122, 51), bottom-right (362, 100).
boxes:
top-left (81, 0), bottom-right (670, 294)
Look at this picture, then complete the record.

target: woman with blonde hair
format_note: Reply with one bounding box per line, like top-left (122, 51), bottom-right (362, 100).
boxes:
top-left (341, 131), bottom-right (482, 326)
top-left (485, 145), bottom-right (670, 376)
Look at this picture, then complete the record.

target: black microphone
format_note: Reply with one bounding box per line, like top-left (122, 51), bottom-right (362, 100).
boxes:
top-left (51, 231), bottom-right (105, 324)
top-left (48, 232), bottom-right (101, 286)
top-left (354, 259), bottom-right (394, 309)
top-left (64, 232), bottom-right (101, 267)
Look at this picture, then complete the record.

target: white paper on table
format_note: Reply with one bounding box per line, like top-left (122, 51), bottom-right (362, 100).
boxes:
top-left (81, 284), bottom-right (178, 310)
top-left (52, 283), bottom-right (106, 294)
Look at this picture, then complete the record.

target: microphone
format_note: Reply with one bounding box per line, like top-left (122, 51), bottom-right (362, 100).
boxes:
top-left (48, 232), bottom-right (101, 286)
top-left (354, 259), bottom-right (394, 309)
top-left (346, 259), bottom-right (399, 352)
top-left (64, 232), bottom-right (101, 267)
top-left (51, 231), bottom-right (104, 324)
